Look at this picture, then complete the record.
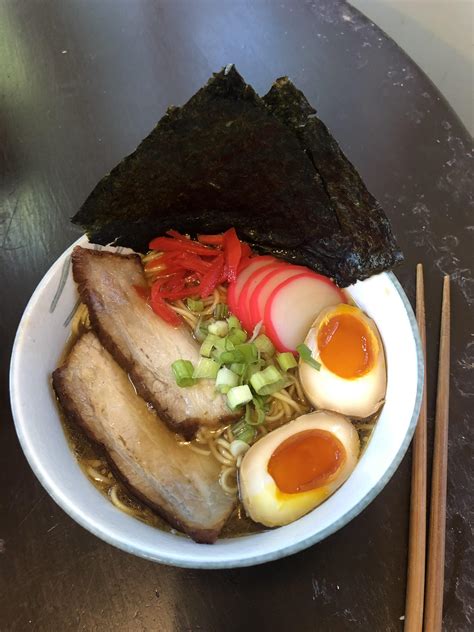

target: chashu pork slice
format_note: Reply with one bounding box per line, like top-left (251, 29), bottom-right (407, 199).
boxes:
top-left (53, 332), bottom-right (235, 543)
top-left (71, 246), bottom-right (236, 439)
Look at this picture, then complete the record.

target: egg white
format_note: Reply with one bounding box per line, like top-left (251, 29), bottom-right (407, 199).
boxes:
top-left (299, 304), bottom-right (386, 419)
top-left (239, 411), bottom-right (360, 527)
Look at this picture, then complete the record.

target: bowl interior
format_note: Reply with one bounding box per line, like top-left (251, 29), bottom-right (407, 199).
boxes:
top-left (10, 236), bottom-right (423, 568)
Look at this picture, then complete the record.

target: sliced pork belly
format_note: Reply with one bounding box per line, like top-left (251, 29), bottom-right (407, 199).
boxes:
top-left (71, 246), bottom-right (236, 439)
top-left (53, 332), bottom-right (235, 543)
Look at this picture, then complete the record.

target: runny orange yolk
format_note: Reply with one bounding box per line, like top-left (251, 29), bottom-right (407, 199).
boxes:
top-left (317, 311), bottom-right (374, 379)
top-left (267, 430), bottom-right (345, 494)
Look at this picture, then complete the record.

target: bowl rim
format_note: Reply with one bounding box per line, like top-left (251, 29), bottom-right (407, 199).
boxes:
top-left (10, 239), bottom-right (424, 568)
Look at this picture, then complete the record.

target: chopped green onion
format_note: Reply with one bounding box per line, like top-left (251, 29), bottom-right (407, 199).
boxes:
top-left (194, 317), bottom-right (209, 342)
top-left (253, 393), bottom-right (267, 419)
top-left (186, 298), bottom-right (204, 312)
top-left (230, 362), bottom-right (246, 376)
top-left (194, 318), bottom-right (209, 343)
top-left (215, 337), bottom-right (235, 352)
top-left (193, 358), bottom-right (220, 380)
top-left (250, 365), bottom-right (286, 396)
top-left (239, 427), bottom-right (256, 444)
top-left (244, 402), bottom-right (266, 426)
top-left (220, 349), bottom-right (244, 364)
top-left (255, 404), bottom-right (266, 425)
top-left (254, 334), bottom-right (275, 356)
top-left (227, 315), bottom-right (242, 330)
top-left (244, 404), bottom-right (254, 425)
top-left (194, 328), bottom-right (207, 343)
top-left (235, 342), bottom-right (258, 364)
top-left (215, 367), bottom-right (239, 394)
top-left (208, 320), bottom-right (229, 337)
top-left (227, 385), bottom-right (253, 410)
top-left (210, 341), bottom-right (224, 360)
top-left (253, 392), bottom-right (268, 411)
top-left (240, 360), bottom-right (264, 386)
top-left (213, 303), bottom-right (229, 319)
top-left (232, 422), bottom-right (256, 444)
top-left (276, 351), bottom-right (298, 372)
top-left (253, 404), bottom-right (266, 426)
top-left (200, 334), bottom-right (219, 357)
top-left (225, 337), bottom-right (236, 350)
top-left (231, 419), bottom-right (247, 435)
top-left (243, 362), bottom-right (263, 381)
top-left (227, 328), bottom-right (247, 345)
top-left (171, 360), bottom-right (196, 387)
top-left (212, 337), bottom-right (225, 354)
top-left (297, 343), bottom-right (321, 371)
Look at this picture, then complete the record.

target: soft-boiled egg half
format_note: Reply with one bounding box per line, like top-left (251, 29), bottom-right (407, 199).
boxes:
top-left (299, 304), bottom-right (386, 419)
top-left (239, 411), bottom-right (360, 527)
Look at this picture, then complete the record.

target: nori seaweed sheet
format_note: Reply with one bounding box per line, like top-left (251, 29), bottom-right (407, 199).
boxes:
top-left (72, 65), bottom-right (402, 287)
top-left (262, 77), bottom-right (403, 278)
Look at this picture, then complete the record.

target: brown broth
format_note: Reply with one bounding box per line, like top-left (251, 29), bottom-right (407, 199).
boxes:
top-left (57, 321), bottom-right (264, 538)
top-left (58, 388), bottom-right (377, 540)
top-left (56, 297), bottom-right (380, 542)
top-left (59, 403), bottom-right (265, 538)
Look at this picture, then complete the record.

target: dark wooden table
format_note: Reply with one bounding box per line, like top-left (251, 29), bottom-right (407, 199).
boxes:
top-left (1, 1), bottom-right (472, 630)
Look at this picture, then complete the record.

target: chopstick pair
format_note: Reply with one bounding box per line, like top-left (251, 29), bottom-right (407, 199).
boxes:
top-left (404, 265), bottom-right (450, 632)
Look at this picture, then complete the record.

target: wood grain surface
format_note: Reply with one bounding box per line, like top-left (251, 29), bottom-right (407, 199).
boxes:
top-left (404, 264), bottom-right (427, 632)
top-left (1, 1), bottom-right (472, 631)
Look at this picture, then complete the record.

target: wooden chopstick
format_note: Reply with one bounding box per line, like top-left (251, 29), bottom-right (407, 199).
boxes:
top-left (404, 264), bottom-right (428, 632)
top-left (424, 275), bottom-right (451, 632)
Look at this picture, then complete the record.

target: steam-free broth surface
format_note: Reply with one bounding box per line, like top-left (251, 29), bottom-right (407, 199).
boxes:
top-left (54, 245), bottom-right (382, 540)
top-left (59, 406), bottom-right (265, 537)
top-left (57, 356), bottom-right (377, 540)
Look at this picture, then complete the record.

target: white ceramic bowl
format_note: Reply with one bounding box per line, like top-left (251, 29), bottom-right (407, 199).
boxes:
top-left (10, 236), bottom-right (423, 568)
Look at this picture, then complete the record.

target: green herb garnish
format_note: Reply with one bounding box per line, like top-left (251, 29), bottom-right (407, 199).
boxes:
top-left (296, 343), bottom-right (321, 371)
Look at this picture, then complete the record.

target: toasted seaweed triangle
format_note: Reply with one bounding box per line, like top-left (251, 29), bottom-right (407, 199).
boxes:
top-left (262, 77), bottom-right (403, 279)
top-left (72, 65), bottom-right (402, 287)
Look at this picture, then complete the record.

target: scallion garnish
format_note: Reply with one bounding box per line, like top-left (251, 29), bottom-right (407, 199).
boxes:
top-left (209, 338), bottom-right (224, 360)
top-left (250, 365), bottom-right (286, 396)
top-left (231, 419), bottom-right (247, 435)
top-left (227, 328), bottom-right (247, 345)
top-left (227, 315), bottom-right (242, 330)
top-left (235, 342), bottom-right (258, 364)
top-left (230, 362), bottom-right (246, 376)
top-left (208, 320), bottom-right (229, 337)
top-left (215, 367), bottom-right (239, 394)
top-left (244, 401), bottom-right (266, 426)
top-left (296, 343), bottom-right (321, 371)
top-left (227, 384), bottom-right (253, 410)
top-left (194, 317), bottom-right (209, 342)
top-left (214, 337), bottom-right (234, 352)
top-left (276, 351), bottom-right (298, 372)
top-left (232, 421), bottom-right (256, 444)
top-left (193, 357), bottom-right (220, 380)
top-left (213, 303), bottom-right (229, 319)
top-left (186, 298), bottom-right (204, 312)
top-left (171, 360), bottom-right (196, 387)
top-left (243, 362), bottom-right (263, 382)
top-left (200, 333), bottom-right (219, 357)
top-left (254, 403), bottom-right (266, 426)
top-left (252, 392), bottom-right (267, 411)
top-left (172, 298), bottom-right (306, 429)
top-left (219, 349), bottom-right (244, 364)
top-left (254, 334), bottom-right (275, 356)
